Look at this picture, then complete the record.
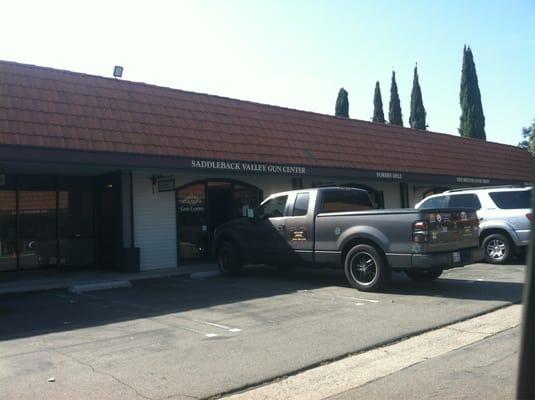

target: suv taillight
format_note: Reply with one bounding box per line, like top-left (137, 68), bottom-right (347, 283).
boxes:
top-left (413, 221), bottom-right (428, 243)
top-left (528, 213), bottom-right (533, 222)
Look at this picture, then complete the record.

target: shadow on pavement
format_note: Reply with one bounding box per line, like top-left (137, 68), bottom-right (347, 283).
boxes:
top-left (0, 265), bottom-right (523, 341)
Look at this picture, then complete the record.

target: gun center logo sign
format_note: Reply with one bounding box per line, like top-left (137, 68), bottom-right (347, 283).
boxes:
top-left (290, 229), bottom-right (308, 241)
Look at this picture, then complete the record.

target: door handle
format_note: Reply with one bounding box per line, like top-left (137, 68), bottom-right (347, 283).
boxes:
top-left (277, 225), bottom-right (285, 231)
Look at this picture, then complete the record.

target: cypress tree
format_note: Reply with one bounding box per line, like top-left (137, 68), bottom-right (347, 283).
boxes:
top-left (409, 65), bottom-right (427, 130)
top-left (388, 71), bottom-right (403, 126)
top-left (518, 120), bottom-right (535, 156)
top-left (459, 45), bottom-right (486, 140)
top-left (372, 81), bottom-right (385, 123)
top-left (335, 88), bottom-right (349, 118)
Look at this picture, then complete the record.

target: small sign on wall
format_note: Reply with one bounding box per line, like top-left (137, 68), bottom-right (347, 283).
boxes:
top-left (157, 176), bottom-right (175, 192)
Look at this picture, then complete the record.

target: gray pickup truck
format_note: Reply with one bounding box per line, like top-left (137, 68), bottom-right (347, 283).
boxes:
top-left (213, 187), bottom-right (483, 291)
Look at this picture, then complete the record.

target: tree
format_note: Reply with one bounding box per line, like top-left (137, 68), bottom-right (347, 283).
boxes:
top-left (459, 45), bottom-right (486, 140)
top-left (388, 71), bottom-right (403, 126)
top-left (372, 81), bottom-right (385, 123)
top-left (409, 65), bottom-right (427, 129)
top-left (518, 120), bottom-right (535, 156)
top-left (335, 88), bottom-right (349, 118)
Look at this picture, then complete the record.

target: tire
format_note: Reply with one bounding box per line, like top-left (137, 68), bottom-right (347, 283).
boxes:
top-left (217, 241), bottom-right (243, 275)
top-left (482, 233), bottom-right (512, 264)
top-left (344, 244), bottom-right (390, 292)
top-left (405, 268), bottom-right (443, 282)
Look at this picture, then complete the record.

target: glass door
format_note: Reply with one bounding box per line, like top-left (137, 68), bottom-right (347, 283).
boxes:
top-left (176, 180), bottom-right (262, 264)
top-left (58, 189), bottom-right (96, 268)
top-left (177, 183), bottom-right (208, 262)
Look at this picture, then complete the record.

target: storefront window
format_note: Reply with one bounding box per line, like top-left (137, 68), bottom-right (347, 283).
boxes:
top-left (18, 190), bottom-right (57, 269)
top-left (0, 175), bottom-right (101, 273)
top-left (0, 191), bottom-right (16, 271)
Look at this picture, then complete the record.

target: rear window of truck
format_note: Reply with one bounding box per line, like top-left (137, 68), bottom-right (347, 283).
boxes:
top-left (320, 190), bottom-right (373, 213)
top-left (489, 190), bottom-right (531, 209)
top-left (447, 194), bottom-right (482, 209)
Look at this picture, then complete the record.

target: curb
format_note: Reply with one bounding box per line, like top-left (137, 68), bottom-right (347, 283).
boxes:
top-left (0, 269), bottom-right (215, 295)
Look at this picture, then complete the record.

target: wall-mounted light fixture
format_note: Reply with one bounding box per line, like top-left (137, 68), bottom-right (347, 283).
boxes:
top-left (113, 65), bottom-right (123, 78)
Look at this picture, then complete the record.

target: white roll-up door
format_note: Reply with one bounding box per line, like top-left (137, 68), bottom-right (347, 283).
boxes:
top-left (132, 171), bottom-right (177, 270)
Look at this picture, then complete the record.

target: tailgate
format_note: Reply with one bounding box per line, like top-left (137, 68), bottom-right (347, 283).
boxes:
top-left (422, 208), bottom-right (479, 252)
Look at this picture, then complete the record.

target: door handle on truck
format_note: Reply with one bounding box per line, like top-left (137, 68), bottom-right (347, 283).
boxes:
top-left (277, 224), bottom-right (285, 231)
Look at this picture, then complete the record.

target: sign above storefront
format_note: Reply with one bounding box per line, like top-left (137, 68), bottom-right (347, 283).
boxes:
top-left (190, 159), bottom-right (306, 175)
top-left (186, 157), bottom-right (519, 185)
top-left (456, 176), bottom-right (491, 184)
top-left (376, 171), bottom-right (403, 180)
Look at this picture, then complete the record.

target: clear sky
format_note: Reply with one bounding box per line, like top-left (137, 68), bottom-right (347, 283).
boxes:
top-left (1, 0), bottom-right (534, 146)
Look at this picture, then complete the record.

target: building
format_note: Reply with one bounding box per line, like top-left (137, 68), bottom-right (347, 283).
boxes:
top-left (0, 60), bottom-right (532, 274)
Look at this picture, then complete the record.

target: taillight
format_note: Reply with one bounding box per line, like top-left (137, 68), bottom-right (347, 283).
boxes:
top-left (413, 220), bottom-right (428, 243)
top-left (528, 213), bottom-right (533, 221)
top-left (414, 221), bottom-right (428, 230)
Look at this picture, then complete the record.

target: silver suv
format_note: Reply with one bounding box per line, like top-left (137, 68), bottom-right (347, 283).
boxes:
top-left (415, 186), bottom-right (532, 264)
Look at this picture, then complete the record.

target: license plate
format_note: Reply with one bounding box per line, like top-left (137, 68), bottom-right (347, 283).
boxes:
top-left (452, 251), bottom-right (461, 263)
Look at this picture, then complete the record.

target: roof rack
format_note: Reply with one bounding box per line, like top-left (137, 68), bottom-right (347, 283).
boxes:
top-left (445, 185), bottom-right (527, 193)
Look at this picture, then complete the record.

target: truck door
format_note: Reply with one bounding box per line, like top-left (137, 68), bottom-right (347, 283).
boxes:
top-left (254, 194), bottom-right (289, 264)
top-left (283, 192), bottom-right (314, 264)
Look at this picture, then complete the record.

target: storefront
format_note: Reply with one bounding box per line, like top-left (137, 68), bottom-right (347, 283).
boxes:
top-left (0, 172), bottom-right (124, 273)
top-left (0, 60), bottom-right (533, 275)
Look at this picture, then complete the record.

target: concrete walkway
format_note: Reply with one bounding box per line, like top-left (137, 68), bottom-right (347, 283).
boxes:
top-left (0, 263), bottom-right (219, 294)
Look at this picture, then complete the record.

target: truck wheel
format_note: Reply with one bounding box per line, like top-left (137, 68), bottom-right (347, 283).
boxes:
top-left (482, 233), bottom-right (511, 264)
top-left (405, 268), bottom-right (443, 282)
top-left (217, 241), bottom-right (243, 275)
top-left (344, 244), bottom-right (390, 292)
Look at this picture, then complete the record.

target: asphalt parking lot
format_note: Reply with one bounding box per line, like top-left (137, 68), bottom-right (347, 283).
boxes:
top-left (0, 262), bottom-right (525, 400)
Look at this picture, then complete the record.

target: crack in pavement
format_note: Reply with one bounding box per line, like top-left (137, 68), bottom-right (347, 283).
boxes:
top-left (52, 348), bottom-right (200, 400)
top-left (471, 350), bottom-right (519, 371)
top-left (52, 348), bottom-right (152, 400)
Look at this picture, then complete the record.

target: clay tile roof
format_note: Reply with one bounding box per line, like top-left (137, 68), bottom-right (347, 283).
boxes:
top-left (0, 59), bottom-right (533, 182)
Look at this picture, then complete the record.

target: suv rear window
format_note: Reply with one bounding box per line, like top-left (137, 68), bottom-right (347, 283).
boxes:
top-left (489, 190), bottom-right (531, 209)
top-left (448, 194), bottom-right (481, 209)
top-left (418, 195), bottom-right (447, 209)
top-left (321, 190), bottom-right (373, 213)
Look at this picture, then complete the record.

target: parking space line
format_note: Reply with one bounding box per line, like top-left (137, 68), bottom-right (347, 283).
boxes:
top-left (152, 317), bottom-right (219, 338)
top-left (343, 296), bottom-right (379, 303)
top-left (297, 290), bottom-right (380, 304)
top-left (193, 320), bottom-right (242, 332)
top-left (166, 314), bottom-right (242, 336)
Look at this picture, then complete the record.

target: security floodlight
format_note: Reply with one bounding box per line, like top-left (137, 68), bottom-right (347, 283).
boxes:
top-left (113, 65), bottom-right (123, 78)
